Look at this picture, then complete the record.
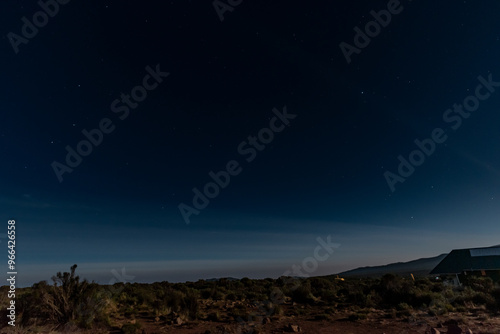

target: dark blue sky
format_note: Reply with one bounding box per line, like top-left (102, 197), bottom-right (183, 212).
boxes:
top-left (1, 0), bottom-right (500, 286)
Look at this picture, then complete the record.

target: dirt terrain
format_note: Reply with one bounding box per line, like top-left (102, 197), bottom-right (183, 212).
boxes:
top-left (122, 306), bottom-right (500, 334)
top-left (3, 303), bottom-right (498, 334)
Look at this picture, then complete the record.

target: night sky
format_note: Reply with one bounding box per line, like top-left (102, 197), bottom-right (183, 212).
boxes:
top-left (2, 0), bottom-right (500, 287)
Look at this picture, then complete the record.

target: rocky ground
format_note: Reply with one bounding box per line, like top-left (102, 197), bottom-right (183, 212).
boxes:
top-left (121, 309), bottom-right (499, 334)
top-left (2, 301), bottom-right (499, 334)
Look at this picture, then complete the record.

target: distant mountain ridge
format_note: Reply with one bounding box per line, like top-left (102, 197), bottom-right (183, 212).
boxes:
top-left (205, 277), bottom-right (239, 282)
top-left (334, 253), bottom-right (448, 278)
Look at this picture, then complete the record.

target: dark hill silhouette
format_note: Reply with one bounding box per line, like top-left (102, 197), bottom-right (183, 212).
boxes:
top-left (334, 253), bottom-right (447, 278)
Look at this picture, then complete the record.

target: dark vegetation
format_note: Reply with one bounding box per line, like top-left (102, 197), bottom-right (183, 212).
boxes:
top-left (1, 265), bottom-right (500, 333)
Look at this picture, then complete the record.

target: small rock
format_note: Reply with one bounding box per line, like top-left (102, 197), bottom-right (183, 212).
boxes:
top-left (286, 324), bottom-right (301, 332)
top-left (175, 316), bottom-right (183, 325)
top-left (446, 324), bottom-right (463, 334)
